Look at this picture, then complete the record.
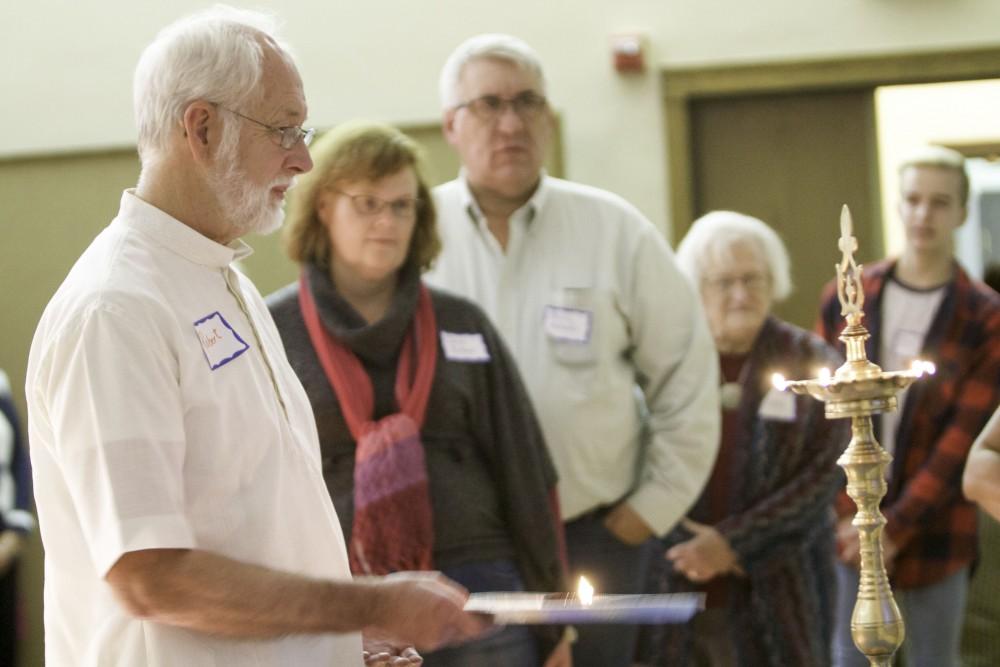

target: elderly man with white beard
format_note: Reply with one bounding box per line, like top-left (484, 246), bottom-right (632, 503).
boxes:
top-left (24, 6), bottom-right (487, 666)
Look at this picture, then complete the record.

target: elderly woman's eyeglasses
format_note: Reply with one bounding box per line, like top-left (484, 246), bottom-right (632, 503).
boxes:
top-left (703, 272), bottom-right (771, 294)
top-left (217, 105), bottom-right (315, 150)
top-left (454, 92), bottom-right (548, 122)
top-left (334, 190), bottom-right (423, 221)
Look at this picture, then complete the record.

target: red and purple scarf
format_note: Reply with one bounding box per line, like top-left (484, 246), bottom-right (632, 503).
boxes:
top-left (298, 273), bottom-right (437, 574)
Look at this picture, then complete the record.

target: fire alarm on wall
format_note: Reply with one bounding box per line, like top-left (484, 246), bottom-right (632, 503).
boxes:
top-left (611, 33), bottom-right (646, 73)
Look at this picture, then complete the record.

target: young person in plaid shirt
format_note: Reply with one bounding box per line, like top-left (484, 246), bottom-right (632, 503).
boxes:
top-left (817, 145), bottom-right (1000, 667)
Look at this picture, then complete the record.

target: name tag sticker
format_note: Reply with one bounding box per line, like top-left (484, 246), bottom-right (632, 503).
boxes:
top-left (441, 331), bottom-right (491, 363)
top-left (758, 388), bottom-right (797, 422)
top-left (543, 306), bottom-right (592, 344)
top-left (193, 311), bottom-right (250, 370)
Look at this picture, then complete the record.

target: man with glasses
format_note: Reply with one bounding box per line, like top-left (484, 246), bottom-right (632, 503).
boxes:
top-left (425, 33), bottom-right (720, 667)
top-left (26, 7), bottom-right (485, 666)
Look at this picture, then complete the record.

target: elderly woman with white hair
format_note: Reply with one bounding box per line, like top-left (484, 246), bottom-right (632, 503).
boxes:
top-left (639, 211), bottom-right (845, 667)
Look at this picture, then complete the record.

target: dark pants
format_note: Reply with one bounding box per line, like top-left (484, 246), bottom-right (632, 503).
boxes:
top-left (422, 625), bottom-right (540, 667)
top-left (0, 561), bottom-right (18, 667)
top-left (690, 608), bottom-right (737, 667)
top-left (566, 509), bottom-right (657, 667)
top-left (422, 559), bottom-right (542, 667)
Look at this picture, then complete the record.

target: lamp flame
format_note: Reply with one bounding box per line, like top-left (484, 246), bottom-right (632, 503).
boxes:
top-left (771, 372), bottom-right (787, 391)
top-left (911, 360), bottom-right (936, 376)
top-left (577, 576), bottom-right (594, 606)
top-left (818, 367), bottom-right (833, 386)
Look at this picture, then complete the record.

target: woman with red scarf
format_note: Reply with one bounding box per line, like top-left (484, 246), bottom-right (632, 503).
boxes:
top-left (268, 121), bottom-right (570, 667)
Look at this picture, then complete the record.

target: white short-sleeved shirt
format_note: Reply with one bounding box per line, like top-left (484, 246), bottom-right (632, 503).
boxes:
top-left (425, 174), bottom-right (719, 534)
top-left (26, 191), bottom-right (362, 666)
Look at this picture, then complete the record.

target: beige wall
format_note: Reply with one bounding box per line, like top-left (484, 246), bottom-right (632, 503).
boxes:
top-left (0, 151), bottom-right (141, 667)
top-left (6, 0), bottom-right (1000, 230)
top-left (5, 1), bottom-right (1000, 664)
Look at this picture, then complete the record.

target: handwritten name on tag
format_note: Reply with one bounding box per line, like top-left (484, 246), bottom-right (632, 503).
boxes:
top-left (193, 311), bottom-right (250, 370)
top-left (441, 331), bottom-right (491, 363)
top-left (758, 388), bottom-right (797, 422)
top-left (543, 306), bottom-right (592, 344)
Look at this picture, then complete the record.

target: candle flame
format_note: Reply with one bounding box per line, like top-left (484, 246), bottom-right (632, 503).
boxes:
top-left (578, 576), bottom-right (594, 606)
top-left (771, 373), bottom-right (787, 391)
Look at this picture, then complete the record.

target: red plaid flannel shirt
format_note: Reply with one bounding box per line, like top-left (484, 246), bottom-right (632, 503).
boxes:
top-left (817, 259), bottom-right (1000, 589)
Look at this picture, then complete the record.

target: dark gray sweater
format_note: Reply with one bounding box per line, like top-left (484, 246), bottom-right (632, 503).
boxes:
top-left (267, 263), bottom-right (565, 597)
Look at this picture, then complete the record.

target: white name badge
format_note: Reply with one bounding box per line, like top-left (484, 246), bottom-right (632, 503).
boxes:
top-left (543, 306), bottom-right (592, 344)
top-left (758, 388), bottom-right (797, 422)
top-left (194, 311), bottom-right (250, 370)
top-left (441, 331), bottom-right (491, 363)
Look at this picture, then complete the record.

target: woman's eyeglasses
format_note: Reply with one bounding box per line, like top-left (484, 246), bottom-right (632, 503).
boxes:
top-left (334, 190), bottom-right (422, 221)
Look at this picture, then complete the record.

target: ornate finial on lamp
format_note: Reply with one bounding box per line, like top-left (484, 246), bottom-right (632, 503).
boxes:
top-left (836, 205), bottom-right (864, 327)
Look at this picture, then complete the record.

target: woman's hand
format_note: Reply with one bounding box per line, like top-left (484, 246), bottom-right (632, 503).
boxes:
top-left (665, 519), bottom-right (742, 583)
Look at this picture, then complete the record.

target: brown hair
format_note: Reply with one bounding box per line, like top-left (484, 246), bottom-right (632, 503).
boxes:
top-left (282, 120), bottom-right (440, 271)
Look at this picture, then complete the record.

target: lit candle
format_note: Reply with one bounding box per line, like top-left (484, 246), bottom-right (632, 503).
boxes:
top-left (771, 372), bottom-right (787, 391)
top-left (578, 576), bottom-right (594, 606)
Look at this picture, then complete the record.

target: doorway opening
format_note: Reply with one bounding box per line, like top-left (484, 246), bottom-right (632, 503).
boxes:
top-left (875, 78), bottom-right (1000, 279)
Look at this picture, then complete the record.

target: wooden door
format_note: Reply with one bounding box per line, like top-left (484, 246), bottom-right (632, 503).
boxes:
top-left (686, 89), bottom-right (883, 328)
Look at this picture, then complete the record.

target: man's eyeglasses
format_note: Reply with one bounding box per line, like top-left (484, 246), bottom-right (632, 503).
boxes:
top-left (334, 190), bottom-right (423, 221)
top-left (217, 105), bottom-right (315, 150)
top-left (454, 92), bottom-right (548, 122)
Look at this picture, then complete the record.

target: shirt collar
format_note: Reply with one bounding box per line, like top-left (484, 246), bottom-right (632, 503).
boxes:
top-left (114, 189), bottom-right (254, 268)
top-left (456, 169), bottom-right (550, 228)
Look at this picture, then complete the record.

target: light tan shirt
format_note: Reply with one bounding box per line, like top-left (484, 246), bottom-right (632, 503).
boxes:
top-left (426, 174), bottom-right (719, 534)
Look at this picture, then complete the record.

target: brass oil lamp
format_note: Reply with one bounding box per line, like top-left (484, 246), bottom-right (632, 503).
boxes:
top-left (773, 206), bottom-right (934, 666)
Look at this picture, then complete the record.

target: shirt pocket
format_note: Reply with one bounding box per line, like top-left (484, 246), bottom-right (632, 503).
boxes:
top-left (544, 287), bottom-right (613, 366)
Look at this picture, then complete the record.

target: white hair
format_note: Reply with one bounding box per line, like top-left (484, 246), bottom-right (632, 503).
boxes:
top-left (438, 33), bottom-right (547, 110)
top-left (676, 210), bottom-right (793, 301)
top-left (133, 4), bottom-right (288, 165)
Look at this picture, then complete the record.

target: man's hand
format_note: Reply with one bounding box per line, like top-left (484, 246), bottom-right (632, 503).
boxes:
top-left (882, 533), bottom-right (898, 572)
top-left (836, 518), bottom-right (897, 573)
top-left (836, 517), bottom-right (861, 568)
top-left (362, 637), bottom-right (422, 666)
top-left (366, 572), bottom-right (492, 652)
top-left (542, 635), bottom-right (573, 667)
top-left (105, 549), bottom-right (490, 643)
top-left (603, 503), bottom-right (653, 546)
top-left (836, 517), bottom-right (860, 568)
top-left (665, 519), bottom-right (742, 583)
top-left (0, 531), bottom-right (23, 577)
